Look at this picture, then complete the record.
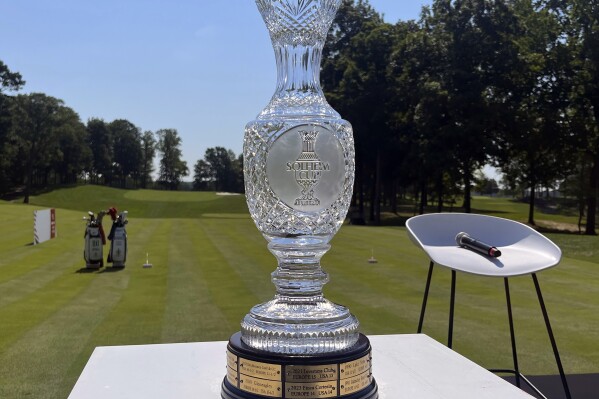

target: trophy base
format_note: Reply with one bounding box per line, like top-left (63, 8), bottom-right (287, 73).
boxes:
top-left (222, 332), bottom-right (377, 399)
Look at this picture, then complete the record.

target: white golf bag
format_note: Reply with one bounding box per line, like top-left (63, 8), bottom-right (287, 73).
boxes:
top-left (83, 211), bottom-right (105, 268)
top-left (108, 211), bottom-right (128, 267)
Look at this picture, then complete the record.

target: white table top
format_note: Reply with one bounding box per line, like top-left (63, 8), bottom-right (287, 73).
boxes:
top-left (68, 334), bottom-right (532, 399)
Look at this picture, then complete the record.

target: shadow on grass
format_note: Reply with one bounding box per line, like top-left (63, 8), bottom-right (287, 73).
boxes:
top-left (75, 267), bottom-right (100, 273)
top-left (98, 267), bottom-right (125, 273)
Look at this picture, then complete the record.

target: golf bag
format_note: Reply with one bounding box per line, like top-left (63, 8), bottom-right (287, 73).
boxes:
top-left (83, 211), bottom-right (106, 268)
top-left (108, 210), bottom-right (128, 267)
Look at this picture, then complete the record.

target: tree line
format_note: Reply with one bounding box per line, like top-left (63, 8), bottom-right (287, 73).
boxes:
top-left (322, 0), bottom-right (599, 234)
top-left (1, 0), bottom-right (598, 234)
top-left (0, 60), bottom-right (245, 201)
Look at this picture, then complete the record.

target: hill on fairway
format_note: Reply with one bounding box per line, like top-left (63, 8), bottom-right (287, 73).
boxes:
top-left (1, 185), bottom-right (598, 398)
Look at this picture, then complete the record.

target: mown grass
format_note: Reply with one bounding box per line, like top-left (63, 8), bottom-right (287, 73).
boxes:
top-left (0, 185), bottom-right (598, 398)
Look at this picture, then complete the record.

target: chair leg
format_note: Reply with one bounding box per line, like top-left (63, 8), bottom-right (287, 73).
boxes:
top-left (417, 261), bottom-right (434, 333)
top-left (532, 273), bottom-right (572, 399)
top-left (504, 278), bottom-right (521, 388)
top-left (448, 270), bottom-right (456, 349)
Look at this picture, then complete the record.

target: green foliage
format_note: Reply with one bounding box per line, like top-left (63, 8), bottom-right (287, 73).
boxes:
top-left (108, 119), bottom-right (143, 188)
top-left (193, 147), bottom-right (243, 193)
top-left (86, 118), bottom-right (113, 185)
top-left (11, 93), bottom-right (64, 203)
top-left (156, 129), bottom-right (188, 190)
top-left (0, 60), bottom-right (25, 93)
top-left (140, 131), bottom-right (156, 189)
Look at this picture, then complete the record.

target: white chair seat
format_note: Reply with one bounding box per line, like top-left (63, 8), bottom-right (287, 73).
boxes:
top-left (406, 213), bottom-right (562, 277)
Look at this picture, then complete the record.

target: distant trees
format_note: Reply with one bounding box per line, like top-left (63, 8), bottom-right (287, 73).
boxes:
top-left (109, 119), bottom-right (143, 188)
top-left (0, 61), bottom-right (25, 194)
top-left (193, 147), bottom-right (243, 193)
top-left (11, 93), bottom-right (66, 203)
top-left (156, 129), bottom-right (188, 190)
top-left (140, 131), bottom-right (156, 189)
top-left (87, 118), bottom-right (113, 185)
top-left (321, 0), bottom-right (599, 233)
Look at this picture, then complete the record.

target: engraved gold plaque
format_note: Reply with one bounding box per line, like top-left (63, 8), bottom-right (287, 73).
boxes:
top-left (286, 364), bottom-right (338, 383)
top-left (239, 375), bottom-right (283, 398)
top-left (286, 381), bottom-right (338, 398)
top-left (226, 366), bottom-right (238, 386)
top-left (340, 355), bottom-right (370, 379)
top-left (340, 371), bottom-right (372, 396)
top-left (227, 350), bottom-right (238, 371)
top-left (239, 358), bottom-right (282, 381)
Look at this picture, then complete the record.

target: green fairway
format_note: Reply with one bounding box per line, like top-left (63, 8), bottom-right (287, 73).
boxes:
top-left (1, 186), bottom-right (598, 398)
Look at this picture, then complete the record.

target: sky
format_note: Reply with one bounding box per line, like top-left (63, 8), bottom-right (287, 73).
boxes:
top-left (1, 1), bottom-right (432, 179)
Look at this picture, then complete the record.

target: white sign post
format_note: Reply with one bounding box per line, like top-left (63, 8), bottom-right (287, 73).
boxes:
top-left (34, 208), bottom-right (56, 245)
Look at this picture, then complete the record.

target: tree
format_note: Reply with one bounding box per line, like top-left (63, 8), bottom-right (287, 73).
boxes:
top-left (563, 0), bottom-right (599, 234)
top-left (193, 159), bottom-right (214, 191)
top-left (52, 106), bottom-right (91, 184)
top-left (87, 118), bottom-right (113, 185)
top-left (474, 170), bottom-right (499, 196)
top-left (495, 0), bottom-right (576, 225)
top-left (11, 93), bottom-right (62, 203)
top-left (323, 0), bottom-right (395, 223)
top-left (389, 19), bottom-right (454, 214)
top-left (109, 119), bottom-right (143, 188)
top-left (156, 129), bottom-right (188, 190)
top-left (140, 131), bottom-right (156, 189)
top-left (0, 60), bottom-right (25, 93)
top-left (194, 147), bottom-right (243, 193)
top-left (0, 60), bottom-right (25, 194)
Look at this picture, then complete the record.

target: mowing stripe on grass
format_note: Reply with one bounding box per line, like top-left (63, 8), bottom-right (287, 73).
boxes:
top-left (199, 218), bottom-right (274, 304)
top-left (190, 218), bottom-right (262, 335)
top-left (0, 263), bottom-right (130, 399)
top-left (0, 248), bottom-right (84, 309)
top-left (0, 262), bottom-right (95, 354)
top-left (161, 218), bottom-right (235, 342)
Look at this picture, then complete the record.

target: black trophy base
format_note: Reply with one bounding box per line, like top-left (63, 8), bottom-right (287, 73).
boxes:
top-left (222, 332), bottom-right (378, 399)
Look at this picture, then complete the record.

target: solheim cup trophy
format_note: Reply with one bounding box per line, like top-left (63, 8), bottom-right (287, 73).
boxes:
top-left (222, 1), bottom-right (377, 398)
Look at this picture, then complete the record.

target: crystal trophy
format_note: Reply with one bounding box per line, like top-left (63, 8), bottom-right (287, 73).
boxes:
top-left (222, 1), bottom-right (377, 398)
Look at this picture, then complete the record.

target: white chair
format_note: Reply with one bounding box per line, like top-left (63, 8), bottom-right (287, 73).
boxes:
top-left (406, 213), bottom-right (571, 399)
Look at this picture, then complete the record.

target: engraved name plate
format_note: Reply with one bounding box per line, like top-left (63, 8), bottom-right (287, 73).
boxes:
top-left (226, 350), bottom-right (238, 371)
top-left (226, 366), bottom-right (238, 386)
top-left (286, 364), bottom-right (338, 382)
top-left (239, 375), bottom-right (283, 398)
top-left (239, 358), bottom-right (282, 380)
top-left (285, 381), bottom-right (338, 398)
top-left (340, 371), bottom-right (372, 395)
top-left (340, 354), bottom-right (370, 379)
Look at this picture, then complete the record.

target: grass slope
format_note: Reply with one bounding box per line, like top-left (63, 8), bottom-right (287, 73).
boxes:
top-left (0, 186), bottom-right (598, 398)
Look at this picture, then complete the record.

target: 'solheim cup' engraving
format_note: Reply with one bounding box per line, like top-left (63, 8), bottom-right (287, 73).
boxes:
top-left (267, 124), bottom-right (345, 213)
